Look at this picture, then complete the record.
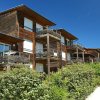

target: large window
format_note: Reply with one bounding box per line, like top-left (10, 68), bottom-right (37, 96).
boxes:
top-left (67, 53), bottom-right (71, 61)
top-left (36, 63), bottom-right (44, 72)
top-left (61, 36), bottom-right (65, 44)
top-left (23, 40), bottom-right (33, 53)
top-left (36, 42), bottom-right (43, 53)
top-left (62, 51), bottom-right (66, 61)
top-left (24, 17), bottom-right (33, 32)
top-left (36, 23), bottom-right (43, 32)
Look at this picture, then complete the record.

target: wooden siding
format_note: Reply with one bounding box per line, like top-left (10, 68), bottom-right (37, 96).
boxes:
top-left (0, 11), bottom-right (18, 37)
top-left (19, 27), bottom-right (35, 40)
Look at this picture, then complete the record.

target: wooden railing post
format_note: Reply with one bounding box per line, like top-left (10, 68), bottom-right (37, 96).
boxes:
top-left (76, 46), bottom-right (79, 61)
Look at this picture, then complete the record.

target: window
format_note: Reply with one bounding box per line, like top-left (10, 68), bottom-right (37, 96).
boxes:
top-left (36, 23), bottom-right (43, 32)
top-left (36, 63), bottom-right (44, 72)
top-left (70, 40), bottom-right (73, 46)
top-left (66, 39), bottom-right (71, 46)
top-left (0, 43), bottom-right (10, 56)
top-left (54, 52), bottom-right (57, 56)
top-left (36, 42), bottom-right (43, 53)
top-left (62, 51), bottom-right (66, 61)
top-left (67, 53), bottom-right (71, 61)
top-left (24, 17), bottom-right (33, 32)
top-left (23, 40), bottom-right (33, 53)
top-left (61, 36), bottom-right (65, 44)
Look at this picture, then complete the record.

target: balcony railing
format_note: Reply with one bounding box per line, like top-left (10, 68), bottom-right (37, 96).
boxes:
top-left (73, 43), bottom-right (84, 49)
top-left (85, 50), bottom-right (98, 57)
top-left (36, 48), bottom-right (60, 59)
top-left (36, 29), bottom-right (61, 39)
top-left (66, 43), bottom-right (84, 50)
top-left (46, 61), bottom-right (60, 68)
top-left (0, 51), bottom-right (31, 64)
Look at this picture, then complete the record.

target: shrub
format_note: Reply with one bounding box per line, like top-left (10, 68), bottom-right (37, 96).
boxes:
top-left (0, 63), bottom-right (100, 100)
top-left (0, 67), bottom-right (68, 100)
top-left (0, 67), bottom-right (49, 99)
top-left (49, 64), bottom-right (100, 100)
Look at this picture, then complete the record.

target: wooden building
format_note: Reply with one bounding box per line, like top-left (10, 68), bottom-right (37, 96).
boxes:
top-left (72, 48), bottom-right (100, 63)
top-left (82, 48), bottom-right (100, 63)
top-left (0, 5), bottom-right (62, 73)
top-left (0, 5), bottom-right (99, 74)
top-left (57, 29), bottom-right (78, 65)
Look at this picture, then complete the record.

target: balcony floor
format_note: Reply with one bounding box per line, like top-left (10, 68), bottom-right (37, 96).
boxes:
top-left (0, 32), bottom-right (23, 44)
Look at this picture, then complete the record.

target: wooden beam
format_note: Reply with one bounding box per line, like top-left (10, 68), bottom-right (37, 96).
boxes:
top-left (47, 34), bottom-right (50, 75)
top-left (98, 53), bottom-right (100, 59)
top-left (76, 47), bottom-right (79, 60)
top-left (32, 32), bottom-right (36, 70)
top-left (82, 50), bottom-right (85, 62)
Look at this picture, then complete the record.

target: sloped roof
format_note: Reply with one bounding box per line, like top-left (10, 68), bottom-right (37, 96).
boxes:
top-left (0, 5), bottom-right (55, 26)
top-left (58, 29), bottom-right (78, 40)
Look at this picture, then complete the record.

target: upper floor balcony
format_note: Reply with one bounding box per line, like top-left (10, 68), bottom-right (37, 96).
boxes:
top-left (35, 48), bottom-right (61, 60)
top-left (84, 49), bottom-right (98, 57)
top-left (66, 43), bottom-right (84, 51)
top-left (36, 29), bottom-right (61, 40)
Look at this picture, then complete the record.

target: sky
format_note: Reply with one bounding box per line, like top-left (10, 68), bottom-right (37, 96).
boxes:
top-left (0, 0), bottom-right (100, 48)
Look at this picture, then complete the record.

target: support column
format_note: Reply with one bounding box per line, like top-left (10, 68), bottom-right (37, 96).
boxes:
top-left (32, 33), bottom-right (36, 70)
top-left (57, 32), bottom-right (62, 68)
top-left (91, 59), bottom-right (94, 63)
top-left (98, 53), bottom-right (100, 60)
top-left (82, 50), bottom-right (85, 62)
top-left (7, 51), bottom-right (10, 72)
top-left (47, 34), bottom-right (50, 75)
top-left (76, 47), bottom-right (79, 61)
top-left (7, 65), bottom-right (11, 72)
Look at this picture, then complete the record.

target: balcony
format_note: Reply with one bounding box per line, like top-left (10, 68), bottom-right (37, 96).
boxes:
top-left (36, 29), bottom-right (61, 40)
top-left (85, 50), bottom-right (98, 57)
top-left (73, 43), bottom-right (84, 49)
top-left (35, 48), bottom-right (60, 60)
top-left (71, 57), bottom-right (84, 63)
top-left (66, 43), bottom-right (84, 51)
top-left (0, 51), bottom-right (31, 64)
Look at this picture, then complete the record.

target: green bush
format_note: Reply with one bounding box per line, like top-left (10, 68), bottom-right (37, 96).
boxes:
top-left (49, 64), bottom-right (100, 100)
top-left (0, 67), bottom-right (68, 100)
top-left (0, 67), bottom-right (49, 100)
top-left (0, 63), bottom-right (100, 100)
top-left (90, 63), bottom-right (100, 75)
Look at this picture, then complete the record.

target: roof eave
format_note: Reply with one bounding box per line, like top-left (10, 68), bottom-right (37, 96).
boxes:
top-left (0, 5), bottom-right (56, 26)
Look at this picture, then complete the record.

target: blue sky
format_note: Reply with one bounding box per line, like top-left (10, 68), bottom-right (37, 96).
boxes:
top-left (0, 0), bottom-right (100, 48)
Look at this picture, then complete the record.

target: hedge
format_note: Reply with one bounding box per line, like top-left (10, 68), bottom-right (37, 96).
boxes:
top-left (0, 63), bottom-right (100, 100)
